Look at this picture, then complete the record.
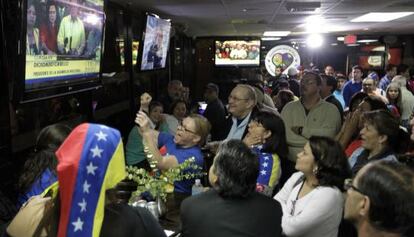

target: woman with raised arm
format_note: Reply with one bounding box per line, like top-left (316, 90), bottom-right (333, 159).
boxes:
top-left (125, 93), bottom-right (169, 169)
top-left (135, 107), bottom-right (210, 230)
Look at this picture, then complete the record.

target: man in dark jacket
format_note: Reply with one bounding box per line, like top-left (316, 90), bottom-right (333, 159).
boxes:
top-left (181, 140), bottom-right (283, 237)
top-left (203, 83), bottom-right (227, 141)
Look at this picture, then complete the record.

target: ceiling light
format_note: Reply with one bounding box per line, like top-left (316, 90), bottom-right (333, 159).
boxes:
top-left (307, 34), bottom-right (323, 48)
top-left (351, 12), bottom-right (414, 22)
top-left (337, 36), bottom-right (344, 41)
top-left (261, 37), bottom-right (281, 41)
top-left (331, 43), bottom-right (338, 46)
top-left (357, 39), bottom-right (378, 43)
top-left (306, 15), bottom-right (324, 33)
top-left (263, 31), bottom-right (291, 37)
top-left (347, 44), bottom-right (360, 47)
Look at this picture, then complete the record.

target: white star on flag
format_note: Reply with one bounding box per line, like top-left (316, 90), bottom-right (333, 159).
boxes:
top-left (262, 162), bottom-right (268, 168)
top-left (264, 156), bottom-right (269, 160)
top-left (260, 170), bottom-right (267, 175)
top-left (95, 131), bottom-right (108, 141)
top-left (72, 217), bottom-right (84, 232)
top-left (78, 198), bottom-right (87, 212)
top-left (86, 162), bottom-right (98, 175)
top-left (90, 145), bottom-right (103, 158)
top-left (83, 180), bottom-right (91, 194)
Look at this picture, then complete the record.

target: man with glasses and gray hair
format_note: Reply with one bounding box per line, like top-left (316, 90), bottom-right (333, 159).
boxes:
top-left (223, 84), bottom-right (258, 140)
top-left (344, 160), bottom-right (414, 236)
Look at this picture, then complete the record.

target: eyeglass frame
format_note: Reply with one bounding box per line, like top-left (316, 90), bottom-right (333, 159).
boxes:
top-left (228, 95), bottom-right (250, 102)
top-left (177, 121), bottom-right (198, 135)
top-left (344, 178), bottom-right (366, 196)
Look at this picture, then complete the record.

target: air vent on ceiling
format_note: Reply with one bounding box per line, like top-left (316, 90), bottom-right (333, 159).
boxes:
top-left (230, 19), bottom-right (267, 24)
top-left (285, 1), bottom-right (321, 12)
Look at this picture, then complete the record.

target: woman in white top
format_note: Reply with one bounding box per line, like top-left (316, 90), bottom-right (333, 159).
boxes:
top-left (274, 136), bottom-right (351, 237)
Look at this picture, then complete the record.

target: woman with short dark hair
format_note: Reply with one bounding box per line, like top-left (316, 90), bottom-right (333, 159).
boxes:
top-left (274, 136), bottom-right (351, 237)
top-left (243, 111), bottom-right (290, 196)
top-left (348, 110), bottom-right (400, 175)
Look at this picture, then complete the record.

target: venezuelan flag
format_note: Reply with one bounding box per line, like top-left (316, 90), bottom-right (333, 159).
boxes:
top-left (56, 123), bottom-right (126, 237)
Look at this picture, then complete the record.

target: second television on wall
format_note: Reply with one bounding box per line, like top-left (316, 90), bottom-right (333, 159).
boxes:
top-left (215, 39), bottom-right (261, 66)
top-left (140, 14), bottom-right (171, 71)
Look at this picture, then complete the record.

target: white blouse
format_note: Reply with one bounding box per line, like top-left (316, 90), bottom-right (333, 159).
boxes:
top-left (274, 172), bottom-right (344, 237)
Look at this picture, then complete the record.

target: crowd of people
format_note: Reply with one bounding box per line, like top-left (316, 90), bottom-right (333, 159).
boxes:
top-left (26, 0), bottom-right (102, 57)
top-left (3, 63), bottom-right (414, 237)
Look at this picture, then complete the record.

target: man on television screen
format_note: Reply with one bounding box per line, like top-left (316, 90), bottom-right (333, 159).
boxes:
top-left (57, 0), bottom-right (85, 56)
top-left (230, 44), bottom-right (247, 59)
top-left (147, 30), bottom-right (163, 69)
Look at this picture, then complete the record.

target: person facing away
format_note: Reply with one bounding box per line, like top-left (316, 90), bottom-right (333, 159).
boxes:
top-left (202, 83), bottom-right (227, 141)
top-left (17, 124), bottom-right (72, 207)
top-left (274, 136), bottom-right (351, 237)
top-left (181, 139), bottom-right (283, 237)
top-left (344, 160), bottom-right (414, 237)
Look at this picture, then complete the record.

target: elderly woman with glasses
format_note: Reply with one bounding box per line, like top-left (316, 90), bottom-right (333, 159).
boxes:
top-left (135, 110), bottom-right (210, 230)
top-left (274, 136), bottom-right (351, 237)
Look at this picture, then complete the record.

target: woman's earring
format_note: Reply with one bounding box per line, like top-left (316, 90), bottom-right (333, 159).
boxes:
top-left (313, 167), bottom-right (318, 175)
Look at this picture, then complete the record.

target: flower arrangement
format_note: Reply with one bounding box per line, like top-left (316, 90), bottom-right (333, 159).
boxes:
top-left (126, 156), bottom-right (204, 202)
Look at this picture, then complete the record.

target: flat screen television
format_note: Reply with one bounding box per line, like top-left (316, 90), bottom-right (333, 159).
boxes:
top-left (215, 40), bottom-right (261, 66)
top-left (21, 0), bottom-right (105, 102)
top-left (140, 14), bottom-right (171, 71)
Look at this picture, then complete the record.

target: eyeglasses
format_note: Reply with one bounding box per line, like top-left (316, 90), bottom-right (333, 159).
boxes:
top-left (228, 95), bottom-right (249, 102)
top-left (178, 121), bottom-right (197, 134)
top-left (344, 178), bottom-right (366, 196)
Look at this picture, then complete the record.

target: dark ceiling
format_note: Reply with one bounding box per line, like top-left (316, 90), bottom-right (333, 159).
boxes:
top-left (116, 0), bottom-right (414, 37)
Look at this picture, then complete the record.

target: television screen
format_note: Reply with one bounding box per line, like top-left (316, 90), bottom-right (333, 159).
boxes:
top-left (140, 15), bottom-right (171, 71)
top-left (215, 40), bottom-right (261, 66)
top-left (25, 0), bottom-right (104, 92)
